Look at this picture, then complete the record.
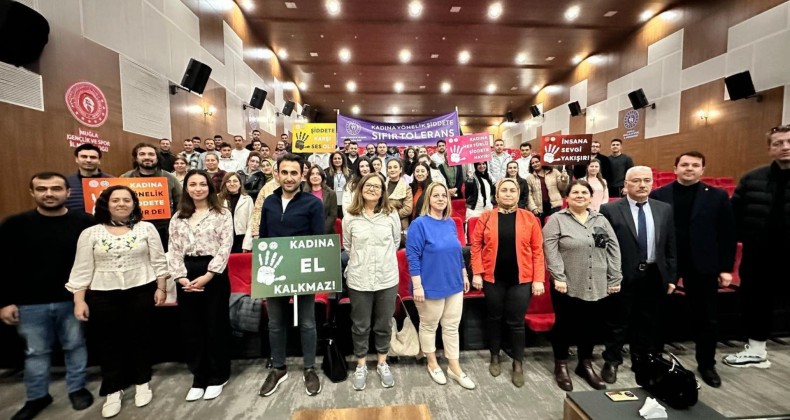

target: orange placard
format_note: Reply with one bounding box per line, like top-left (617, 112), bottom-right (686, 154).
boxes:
top-left (82, 177), bottom-right (172, 220)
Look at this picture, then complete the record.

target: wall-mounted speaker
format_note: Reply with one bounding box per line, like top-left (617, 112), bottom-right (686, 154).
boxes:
top-left (568, 101), bottom-right (583, 116)
top-left (248, 87), bottom-right (266, 110)
top-left (180, 59), bottom-right (212, 94)
top-left (301, 104), bottom-right (311, 117)
top-left (506, 110), bottom-right (514, 123)
top-left (725, 71), bottom-right (757, 100)
top-left (0, 0), bottom-right (49, 66)
top-left (282, 100), bottom-right (295, 116)
top-left (529, 105), bottom-right (541, 118)
top-left (627, 88), bottom-right (650, 110)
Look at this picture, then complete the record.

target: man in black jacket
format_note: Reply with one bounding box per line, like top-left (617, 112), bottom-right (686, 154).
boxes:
top-left (599, 166), bottom-right (677, 384)
top-left (723, 125), bottom-right (790, 369)
top-left (650, 151), bottom-right (736, 387)
top-left (257, 154), bottom-right (325, 398)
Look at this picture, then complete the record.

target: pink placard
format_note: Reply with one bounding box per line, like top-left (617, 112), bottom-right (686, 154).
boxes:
top-left (445, 133), bottom-right (492, 165)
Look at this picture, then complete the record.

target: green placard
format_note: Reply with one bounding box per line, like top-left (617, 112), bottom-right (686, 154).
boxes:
top-left (251, 234), bottom-right (342, 299)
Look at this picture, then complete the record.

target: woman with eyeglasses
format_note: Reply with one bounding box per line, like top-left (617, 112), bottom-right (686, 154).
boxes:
top-left (470, 178), bottom-right (545, 387)
top-left (343, 173), bottom-right (401, 391)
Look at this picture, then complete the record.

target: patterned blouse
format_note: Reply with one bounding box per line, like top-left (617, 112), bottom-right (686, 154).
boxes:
top-left (66, 222), bottom-right (169, 292)
top-left (168, 208), bottom-right (233, 279)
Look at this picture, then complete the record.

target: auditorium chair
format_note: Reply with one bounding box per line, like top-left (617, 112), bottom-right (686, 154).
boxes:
top-left (451, 199), bottom-right (466, 222)
top-left (334, 218), bottom-right (342, 245)
top-left (451, 216), bottom-right (465, 245)
top-left (466, 216), bottom-right (479, 246)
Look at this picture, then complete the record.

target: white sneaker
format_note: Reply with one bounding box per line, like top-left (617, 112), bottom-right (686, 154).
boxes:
top-left (427, 366), bottom-right (447, 385)
top-left (101, 391), bottom-right (123, 418)
top-left (134, 383), bottom-right (153, 407)
top-left (723, 345), bottom-right (771, 368)
top-left (204, 381), bottom-right (228, 400)
top-left (447, 369), bottom-right (476, 390)
top-left (185, 388), bottom-right (205, 402)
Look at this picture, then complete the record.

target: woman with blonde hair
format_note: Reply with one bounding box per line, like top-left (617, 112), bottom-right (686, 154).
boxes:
top-left (470, 178), bottom-right (546, 387)
top-left (580, 159), bottom-right (609, 211)
top-left (343, 173), bottom-right (402, 390)
top-left (406, 182), bottom-right (474, 389)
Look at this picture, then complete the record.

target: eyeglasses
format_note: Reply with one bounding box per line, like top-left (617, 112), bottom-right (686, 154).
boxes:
top-left (363, 184), bottom-right (382, 191)
top-left (627, 178), bottom-right (653, 185)
top-left (770, 124), bottom-right (790, 133)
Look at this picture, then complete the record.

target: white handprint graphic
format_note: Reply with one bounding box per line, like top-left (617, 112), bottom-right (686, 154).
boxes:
top-left (257, 250), bottom-right (286, 286)
top-left (543, 144), bottom-right (559, 163)
top-left (448, 144), bottom-right (467, 164)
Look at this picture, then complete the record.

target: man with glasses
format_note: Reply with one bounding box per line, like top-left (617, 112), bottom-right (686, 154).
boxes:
top-left (723, 125), bottom-right (790, 369)
top-left (598, 166), bottom-right (677, 384)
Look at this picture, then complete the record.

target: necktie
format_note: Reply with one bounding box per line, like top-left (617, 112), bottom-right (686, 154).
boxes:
top-left (636, 202), bottom-right (648, 262)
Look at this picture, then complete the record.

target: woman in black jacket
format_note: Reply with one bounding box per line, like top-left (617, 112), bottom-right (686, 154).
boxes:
top-left (503, 161), bottom-right (529, 209)
top-left (464, 161), bottom-right (494, 222)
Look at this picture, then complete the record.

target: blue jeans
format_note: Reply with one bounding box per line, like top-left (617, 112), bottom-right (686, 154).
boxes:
top-left (267, 294), bottom-right (316, 369)
top-left (17, 302), bottom-right (87, 400)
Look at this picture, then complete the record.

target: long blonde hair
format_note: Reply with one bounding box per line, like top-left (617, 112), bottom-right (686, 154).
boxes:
top-left (419, 182), bottom-right (453, 219)
top-left (346, 173), bottom-right (394, 216)
top-left (586, 158), bottom-right (607, 188)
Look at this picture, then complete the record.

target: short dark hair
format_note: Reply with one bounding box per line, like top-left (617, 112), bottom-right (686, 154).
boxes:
top-left (251, 139), bottom-right (262, 146)
top-left (436, 140), bottom-right (446, 146)
top-left (252, 129), bottom-right (261, 134)
top-left (191, 136), bottom-right (201, 141)
top-left (30, 172), bottom-right (69, 189)
top-left (348, 141), bottom-right (358, 146)
top-left (520, 142), bottom-right (532, 149)
top-left (494, 138), bottom-right (504, 144)
top-left (94, 185), bottom-right (143, 225)
top-left (277, 153), bottom-right (304, 170)
top-left (377, 141), bottom-right (387, 147)
top-left (214, 135), bottom-right (223, 140)
top-left (611, 138), bottom-right (623, 145)
top-left (260, 143), bottom-right (270, 150)
top-left (218, 142), bottom-right (232, 150)
top-left (674, 151), bottom-right (706, 167)
top-left (566, 179), bottom-right (594, 196)
top-left (233, 135), bottom-right (244, 141)
top-left (131, 143), bottom-right (160, 169)
top-left (74, 143), bottom-right (102, 158)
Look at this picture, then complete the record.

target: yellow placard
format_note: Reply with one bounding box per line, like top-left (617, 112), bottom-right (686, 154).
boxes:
top-left (291, 123), bottom-right (337, 153)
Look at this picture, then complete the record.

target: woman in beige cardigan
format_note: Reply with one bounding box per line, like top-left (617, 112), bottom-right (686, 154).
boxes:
top-left (385, 159), bottom-right (413, 244)
top-left (526, 154), bottom-right (569, 225)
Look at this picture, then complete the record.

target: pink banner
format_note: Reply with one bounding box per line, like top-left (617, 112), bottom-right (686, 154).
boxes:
top-left (445, 133), bottom-right (492, 165)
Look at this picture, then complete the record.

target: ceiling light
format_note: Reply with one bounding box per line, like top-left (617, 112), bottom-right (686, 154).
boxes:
top-left (572, 55), bottom-right (583, 64)
top-left (660, 10), bottom-right (679, 21)
top-left (339, 48), bottom-right (351, 62)
top-left (325, 0), bottom-right (340, 16)
top-left (324, 84), bottom-right (331, 88)
top-left (603, 10), bottom-right (617, 17)
top-left (351, 105), bottom-right (360, 115)
top-left (394, 82), bottom-right (404, 93)
top-left (640, 10), bottom-right (654, 22)
top-left (391, 106), bottom-right (399, 114)
top-left (564, 5), bottom-right (580, 21)
top-left (299, 82), bottom-right (307, 91)
top-left (486, 83), bottom-right (496, 94)
top-left (487, 2), bottom-right (503, 19)
top-left (284, 2), bottom-right (296, 9)
top-left (419, 85), bottom-right (426, 89)
top-left (309, 52), bottom-right (318, 57)
top-left (515, 52), bottom-right (528, 65)
top-left (408, 0), bottom-right (423, 17)
top-left (283, 82), bottom-right (295, 90)
top-left (586, 54), bottom-right (604, 64)
top-left (458, 50), bottom-right (470, 64)
top-left (460, 119), bottom-right (467, 126)
top-left (545, 56), bottom-right (555, 61)
top-left (450, 6), bottom-right (461, 13)
top-left (532, 85), bottom-right (540, 94)
top-left (544, 85), bottom-right (562, 94)
top-left (399, 49), bottom-right (412, 63)
top-left (239, 0), bottom-right (254, 11)
top-left (430, 54), bottom-right (439, 59)
top-left (440, 81), bottom-right (451, 93)
top-left (277, 49), bottom-right (288, 59)
top-left (346, 81), bottom-right (356, 92)
top-left (510, 86), bottom-right (517, 91)
top-left (250, 48), bottom-right (274, 59)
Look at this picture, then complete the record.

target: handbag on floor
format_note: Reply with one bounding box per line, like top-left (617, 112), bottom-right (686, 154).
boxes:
top-left (321, 335), bottom-right (348, 383)
top-left (636, 352), bottom-right (698, 409)
top-left (388, 295), bottom-right (420, 357)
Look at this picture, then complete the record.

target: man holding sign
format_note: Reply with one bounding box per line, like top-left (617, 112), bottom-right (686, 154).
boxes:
top-left (258, 154), bottom-right (326, 398)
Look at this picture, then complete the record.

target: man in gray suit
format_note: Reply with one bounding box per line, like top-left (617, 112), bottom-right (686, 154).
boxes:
top-left (598, 166), bottom-right (677, 384)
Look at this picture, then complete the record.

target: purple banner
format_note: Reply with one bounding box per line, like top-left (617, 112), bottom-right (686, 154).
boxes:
top-left (337, 112), bottom-right (460, 147)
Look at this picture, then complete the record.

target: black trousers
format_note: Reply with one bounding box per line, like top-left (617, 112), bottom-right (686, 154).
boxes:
top-left (177, 256), bottom-right (231, 388)
top-left (551, 291), bottom-right (603, 361)
top-left (681, 269), bottom-right (719, 369)
top-left (87, 282), bottom-right (156, 396)
top-left (740, 249), bottom-right (790, 342)
top-left (603, 265), bottom-right (665, 366)
top-left (483, 281), bottom-right (531, 362)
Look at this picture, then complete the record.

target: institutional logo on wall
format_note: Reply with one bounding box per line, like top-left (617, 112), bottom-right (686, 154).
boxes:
top-left (65, 81), bottom-right (108, 127)
top-left (623, 109), bottom-right (640, 139)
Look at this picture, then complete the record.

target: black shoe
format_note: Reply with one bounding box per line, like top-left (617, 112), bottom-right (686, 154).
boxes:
top-left (259, 368), bottom-right (289, 397)
top-left (11, 395), bottom-right (53, 420)
top-left (304, 368), bottom-right (322, 396)
top-left (601, 362), bottom-right (618, 384)
top-left (68, 388), bottom-right (94, 411)
top-left (699, 366), bottom-right (722, 388)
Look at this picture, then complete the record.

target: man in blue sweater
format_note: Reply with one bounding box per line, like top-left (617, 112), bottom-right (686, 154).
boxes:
top-left (258, 154), bottom-right (325, 398)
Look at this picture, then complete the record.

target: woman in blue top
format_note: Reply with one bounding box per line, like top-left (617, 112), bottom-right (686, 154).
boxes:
top-left (406, 182), bottom-right (474, 390)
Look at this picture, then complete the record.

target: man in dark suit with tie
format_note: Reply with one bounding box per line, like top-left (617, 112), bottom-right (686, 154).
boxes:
top-left (599, 165), bottom-right (677, 384)
top-left (650, 152), bottom-right (736, 388)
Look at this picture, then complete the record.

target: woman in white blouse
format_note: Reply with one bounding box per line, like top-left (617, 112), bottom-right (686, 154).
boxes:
top-left (168, 170), bottom-right (234, 402)
top-left (67, 186), bottom-right (169, 418)
top-left (217, 172), bottom-right (253, 253)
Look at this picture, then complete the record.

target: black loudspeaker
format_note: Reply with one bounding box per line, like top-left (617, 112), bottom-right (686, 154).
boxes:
top-left (0, 0), bottom-right (50, 66)
top-left (180, 59), bottom-right (212, 94)
top-left (506, 110), bottom-right (514, 123)
top-left (529, 105), bottom-right (541, 117)
top-left (628, 88), bottom-right (650, 110)
top-left (301, 104), bottom-right (311, 117)
top-left (725, 71), bottom-right (757, 100)
top-left (282, 100), bottom-right (295, 116)
top-left (249, 87), bottom-right (266, 110)
top-left (568, 101), bottom-right (582, 116)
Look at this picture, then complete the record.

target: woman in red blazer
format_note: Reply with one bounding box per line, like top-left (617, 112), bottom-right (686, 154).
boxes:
top-left (470, 178), bottom-right (546, 387)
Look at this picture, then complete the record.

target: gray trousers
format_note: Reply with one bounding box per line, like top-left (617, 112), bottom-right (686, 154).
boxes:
top-left (348, 285), bottom-right (398, 358)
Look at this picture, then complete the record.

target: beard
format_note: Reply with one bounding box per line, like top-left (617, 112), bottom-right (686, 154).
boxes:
top-left (39, 200), bottom-right (65, 211)
top-left (138, 161), bottom-right (157, 170)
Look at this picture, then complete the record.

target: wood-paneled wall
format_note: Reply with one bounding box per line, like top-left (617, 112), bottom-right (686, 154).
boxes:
top-left (0, 0), bottom-right (299, 218)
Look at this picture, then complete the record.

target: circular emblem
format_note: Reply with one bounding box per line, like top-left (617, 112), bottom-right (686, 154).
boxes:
top-left (65, 82), bottom-right (108, 127)
top-left (88, 180), bottom-right (100, 188)
top-left (345, 121), bottom-right (362, 136)
top-left (624, 110), bottom-right (639, 130)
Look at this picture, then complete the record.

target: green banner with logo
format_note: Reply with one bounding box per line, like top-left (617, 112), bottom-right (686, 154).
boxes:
top-left (251, 234), bottom-right (342, 299)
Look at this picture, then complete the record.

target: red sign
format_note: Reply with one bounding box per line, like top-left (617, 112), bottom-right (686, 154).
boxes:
top-left (539, 134), bottom-right (593, 165)
top-left (65, 81), bottom-right (108, 127)
top-left (82, 178), bottom-right (172, 220)
top-left (444, 133), bottom-right (492, 165)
